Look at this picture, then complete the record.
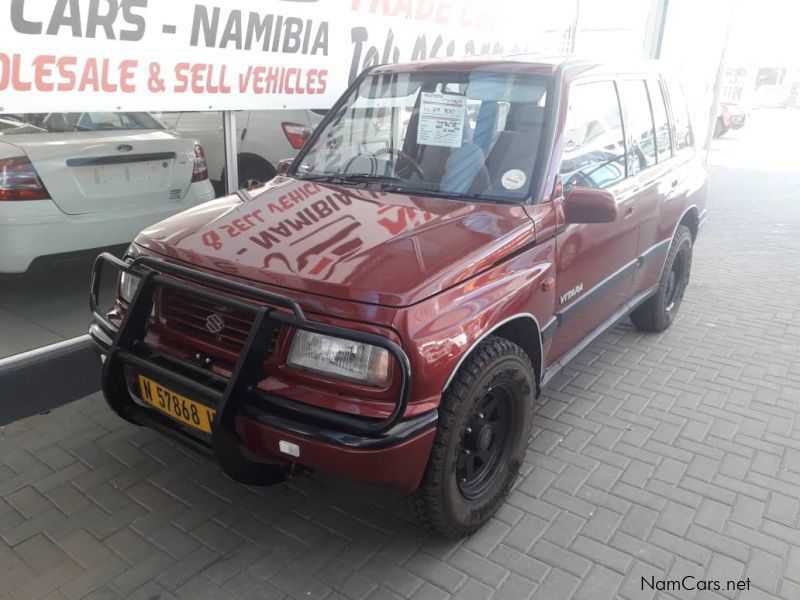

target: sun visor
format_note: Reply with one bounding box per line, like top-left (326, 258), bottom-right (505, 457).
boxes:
top-left (466, 73), bottom-right (547, 103)
top-left (361, 75), bottom-right (423, 99)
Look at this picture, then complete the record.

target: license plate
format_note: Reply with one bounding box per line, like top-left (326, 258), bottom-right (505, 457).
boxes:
top-left (138, 375), bottom-right (215, 433)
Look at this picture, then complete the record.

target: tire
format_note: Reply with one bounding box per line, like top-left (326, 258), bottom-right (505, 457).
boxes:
top-left (630, 224), bottom-right (693, 332)
top-left (237, 157), bottom-right (276, 190)
top-left (410, 337), bottom-right (535, 537)
top-left (713, 117), bottom-right (727, 138)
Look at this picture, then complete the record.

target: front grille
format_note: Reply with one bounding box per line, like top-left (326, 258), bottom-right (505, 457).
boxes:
top-left (158, 288), bottom-right (279, 361)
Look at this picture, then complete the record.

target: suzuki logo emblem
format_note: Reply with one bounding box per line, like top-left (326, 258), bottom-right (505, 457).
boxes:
top-left (116, 144), bottom-right (133, 152)
top-left (205, 313), bottom-right (225, 334)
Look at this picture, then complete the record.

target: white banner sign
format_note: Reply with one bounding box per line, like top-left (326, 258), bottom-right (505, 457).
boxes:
top-left (0, 0), bottom-right (575, 113)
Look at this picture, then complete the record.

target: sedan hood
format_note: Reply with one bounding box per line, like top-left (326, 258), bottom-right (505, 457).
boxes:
top-left (135, 176), bottom-right (536, 307)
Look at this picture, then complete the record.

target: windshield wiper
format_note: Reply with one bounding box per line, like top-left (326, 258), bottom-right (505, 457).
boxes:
top-left (296, 173), bottom-right (519, 204)
top-left (386, 184), bottom-right (520, 205)
top-left (296, 173), bottom-right (402, 186)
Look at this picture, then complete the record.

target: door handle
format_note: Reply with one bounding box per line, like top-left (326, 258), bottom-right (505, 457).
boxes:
top-left (623, 205), bottom-right (635, 218)
top-left (671, 179), bottom-right (679, 188)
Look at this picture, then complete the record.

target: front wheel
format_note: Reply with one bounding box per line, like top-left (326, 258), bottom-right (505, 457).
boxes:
top-left (631, 224), bottom-right (693, 332)
top-left (410, 337), bottom-right (535, 537)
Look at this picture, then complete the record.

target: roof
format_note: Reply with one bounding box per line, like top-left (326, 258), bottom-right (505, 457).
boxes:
top-left (370, 55), bottom-right (664, 79)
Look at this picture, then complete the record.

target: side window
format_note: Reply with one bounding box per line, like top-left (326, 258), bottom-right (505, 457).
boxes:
top-left (496, 102), bottom-right (511, 132)
top-left (560, 81), bottom-right (626, 190)
top-left (648, 78), bottom-right (673, 161)
top-left (667, 79), bottom-right (695, 152)
top-left (618, 80), bottom-right (657, 175)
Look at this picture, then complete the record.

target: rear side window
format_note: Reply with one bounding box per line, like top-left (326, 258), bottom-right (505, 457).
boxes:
top-left (560, 81), bottom-right (626, 190)
top-left (0, 112), bottom-right (163, 134)
top-left (666, 79), bottom-right (694, 152)
top-left (648, 79), bottom-right (673, 161)
top-left (618, 80), bottom-right (657, 174)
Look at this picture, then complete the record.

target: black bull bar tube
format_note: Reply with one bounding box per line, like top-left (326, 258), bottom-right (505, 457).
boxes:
top-left (89, 252), bottom-right (413, 485)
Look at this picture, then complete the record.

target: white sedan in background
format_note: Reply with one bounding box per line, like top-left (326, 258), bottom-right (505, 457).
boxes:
top-left (158, 109), bottom-right (326, 192)
top-left (0, 112), bottom-right (215, 273)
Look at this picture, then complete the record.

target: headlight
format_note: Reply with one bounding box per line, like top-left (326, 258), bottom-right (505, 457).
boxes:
top-left (287, 330), bottom-right (391, 387)
top-left (118, 270), bottom-right (141, 304)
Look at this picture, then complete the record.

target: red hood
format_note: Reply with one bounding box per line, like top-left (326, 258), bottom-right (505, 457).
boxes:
top-left (135, 176), bottom-right (536, 307)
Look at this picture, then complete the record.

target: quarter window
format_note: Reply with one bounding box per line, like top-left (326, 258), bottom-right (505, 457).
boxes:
top-left (560, 81), bottom-right (626, 190)
top-left (667, 79), bottom-right (695, 152)
top-left (618, 80), bottom-right (657, 174)
top-left (648, 79), bottom-right (673, 161)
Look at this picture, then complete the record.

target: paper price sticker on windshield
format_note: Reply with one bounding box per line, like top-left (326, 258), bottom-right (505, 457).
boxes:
top-left (417, 92), bottom-right (467, 148)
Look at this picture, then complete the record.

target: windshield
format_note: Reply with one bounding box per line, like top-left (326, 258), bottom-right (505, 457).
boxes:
top-left (293, 70), bottom-right (552, 203)
top-left (0, 112), bottom-right (164, 135)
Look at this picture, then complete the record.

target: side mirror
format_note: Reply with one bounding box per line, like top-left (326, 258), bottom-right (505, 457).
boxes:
top-left (276, 158), bottom-right (294, 175)
top-left (564, 186), bottom-right (618, 224)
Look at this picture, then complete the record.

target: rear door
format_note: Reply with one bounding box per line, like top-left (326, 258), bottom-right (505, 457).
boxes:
top-left (10, 112), bottom-right (197, 215)
top-left (616, 78), bottom-right (664, 297)
top-left (548, 79), bottom-right (639, 363)
top-left (629, 77), bottom-right (701, 296)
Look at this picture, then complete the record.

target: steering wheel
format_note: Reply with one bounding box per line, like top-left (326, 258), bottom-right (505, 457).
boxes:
top-left (342, 152), bottom-right (380, 176)
top-left (375, 147), bottom-right (427, 180)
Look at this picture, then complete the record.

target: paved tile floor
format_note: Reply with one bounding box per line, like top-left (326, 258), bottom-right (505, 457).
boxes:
top-left (1, 111), bottom-right (799, 600)
top-left (0, 251), bottom-right (120, 359)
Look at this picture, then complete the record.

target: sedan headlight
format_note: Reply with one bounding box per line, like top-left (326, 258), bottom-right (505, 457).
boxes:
top-left (118, 270), bottom-right (141, 304)
top-left (288, 330), bottom-right (391, 387)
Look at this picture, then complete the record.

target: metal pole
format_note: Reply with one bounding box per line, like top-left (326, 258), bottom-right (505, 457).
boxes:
top-left (570, 0), bottom-right (580, 54)
top-left (222, 111), bottom-right (239, 194)
top-left (644, 0), bottom-right (669, 59)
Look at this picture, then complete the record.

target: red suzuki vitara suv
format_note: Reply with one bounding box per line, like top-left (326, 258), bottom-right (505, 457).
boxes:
top-left (90, 57), bottom-right (707, 537)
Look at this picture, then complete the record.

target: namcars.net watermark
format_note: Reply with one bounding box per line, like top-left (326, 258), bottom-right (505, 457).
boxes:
top-left (642, 576), bottom-right (752, 593)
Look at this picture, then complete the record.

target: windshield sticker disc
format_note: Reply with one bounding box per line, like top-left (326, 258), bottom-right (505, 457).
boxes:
top-left (501, 169), bottom-right (526, 190)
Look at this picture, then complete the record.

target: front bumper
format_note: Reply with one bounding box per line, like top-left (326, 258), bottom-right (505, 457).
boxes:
top-left (89, 253), bottom-right (436, 493)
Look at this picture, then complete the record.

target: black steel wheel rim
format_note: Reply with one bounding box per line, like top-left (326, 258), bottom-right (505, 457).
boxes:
top-left (457, 385), bottom-right (515, 500)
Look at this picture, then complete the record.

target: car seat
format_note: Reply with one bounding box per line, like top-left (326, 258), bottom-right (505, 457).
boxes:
top-left (483, 104), bottom-right (544, 196)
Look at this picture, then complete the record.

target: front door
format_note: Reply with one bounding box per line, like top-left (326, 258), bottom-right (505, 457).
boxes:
top-left (547, 79), bottom-right (640, 364)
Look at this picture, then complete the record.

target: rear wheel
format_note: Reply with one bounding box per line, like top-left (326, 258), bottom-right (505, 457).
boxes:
top-left (631, 224), bottom-right (693, 332)
top-left (713, 117), bottom-right (726, 137)
top-left (410, 337), bottom-right (535, 537)
top-left (238, 157), bottom-right (276, 189)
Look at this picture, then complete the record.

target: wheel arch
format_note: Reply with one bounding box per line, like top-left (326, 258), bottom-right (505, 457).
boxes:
top-left (441, 314), bottom-right (543, 394)
top-left (655, 205), bottom-right (699, 287)
top-left (679, 206), bottom-right (700, 242)
top-left (238, 152), bottom-right (277, 179)
top-left (221, 153), bottom-right (277, 189)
